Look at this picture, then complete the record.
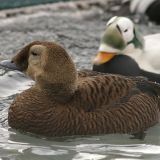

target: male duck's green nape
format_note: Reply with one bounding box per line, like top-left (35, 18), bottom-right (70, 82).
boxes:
top-left (1, 41), bottom-right (160, 137)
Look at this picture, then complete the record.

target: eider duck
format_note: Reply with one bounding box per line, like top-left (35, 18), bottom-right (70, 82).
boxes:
top-left (94, 16), bottom-right (160, 75)
top-left (1, 41), bottom-right (160, 137)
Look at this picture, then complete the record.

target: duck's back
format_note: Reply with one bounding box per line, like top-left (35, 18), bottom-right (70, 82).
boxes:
top-left (144, 34), bottom-right (160, 73)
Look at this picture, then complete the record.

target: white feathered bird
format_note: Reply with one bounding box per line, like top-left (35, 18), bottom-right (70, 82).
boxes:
top-left (96, 16), bottom-right (160, 74)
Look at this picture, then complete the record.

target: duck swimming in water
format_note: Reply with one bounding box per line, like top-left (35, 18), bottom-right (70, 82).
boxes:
top-left (1, 41), bottom-right (160, 137)
top-left (94, 16), bottom-right (160, 74)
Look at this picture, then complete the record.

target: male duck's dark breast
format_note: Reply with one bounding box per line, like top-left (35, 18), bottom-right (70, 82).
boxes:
top-left (93, 55), bottom-right (140, 76)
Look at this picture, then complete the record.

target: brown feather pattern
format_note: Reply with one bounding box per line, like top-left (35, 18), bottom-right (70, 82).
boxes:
top-left (6, 41), bottom-right (160, 137)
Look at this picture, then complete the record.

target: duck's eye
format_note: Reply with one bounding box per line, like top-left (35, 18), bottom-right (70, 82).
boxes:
top-left (31, 52), bottom-right (38, 56)
top-left (124, 29), bottom-right (128, 32)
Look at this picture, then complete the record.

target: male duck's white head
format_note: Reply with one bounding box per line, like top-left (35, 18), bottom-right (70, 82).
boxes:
top-left (94, 16), bottom-right (144, 65)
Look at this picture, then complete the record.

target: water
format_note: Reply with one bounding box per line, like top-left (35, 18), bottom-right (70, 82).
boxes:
top-left (0, 1), bottom-right (160, 159)
top-left (0, 0), bottom-right (72, 10)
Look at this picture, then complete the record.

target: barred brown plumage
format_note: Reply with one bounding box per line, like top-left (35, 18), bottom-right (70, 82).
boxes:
top-left (1, 41), bottom-right (160, 137)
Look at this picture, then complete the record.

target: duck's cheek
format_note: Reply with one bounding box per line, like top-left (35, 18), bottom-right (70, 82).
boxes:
top-left (27, 67), bottom-right (44, 83)
top-left (26, 69), bottom-right (35, 80)
top-left (26, 65), bottom-right (37, 81)
top-left (102, 28), bottom-right (126, 51)
top-left (122, 31), bottom-right (134, 44)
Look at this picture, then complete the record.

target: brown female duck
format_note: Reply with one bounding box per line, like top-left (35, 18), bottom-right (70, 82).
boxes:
top-left (1, 41), bottom-right (160, 137)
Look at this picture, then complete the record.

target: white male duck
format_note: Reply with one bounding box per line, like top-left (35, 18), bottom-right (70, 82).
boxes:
top-left (94, 16), bottom-right (160, 74)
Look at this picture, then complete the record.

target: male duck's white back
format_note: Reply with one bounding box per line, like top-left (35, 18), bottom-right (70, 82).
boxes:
top-left (144, 34), bottom-right (160, 73)
top-left (125, 33), bottom-right (160, 73)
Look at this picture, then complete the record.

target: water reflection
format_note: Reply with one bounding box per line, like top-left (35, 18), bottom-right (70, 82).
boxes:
top-left (0, 68), bottom-right (33, 98)
top-left (73, 153), bottom-right (106, 160)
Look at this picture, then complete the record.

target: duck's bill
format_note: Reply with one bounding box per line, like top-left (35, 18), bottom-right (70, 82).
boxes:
top-left (93, 52), bottom-right (116, 65)
top-left (0, 60), bottom-right (21, 71)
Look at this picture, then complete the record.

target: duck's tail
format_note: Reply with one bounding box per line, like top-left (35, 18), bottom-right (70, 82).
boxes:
top-left (136, 79), bottom-right (160, 110)
top-left (136, 79), bottom-right (160, 98)
top-left (140, 69), bottom-right (160, 84)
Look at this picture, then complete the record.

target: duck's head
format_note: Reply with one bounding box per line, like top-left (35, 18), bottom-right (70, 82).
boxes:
top-left (0, 41), bottom-right (77, 96)
top-left (93, 16), bottom-right (144, 65)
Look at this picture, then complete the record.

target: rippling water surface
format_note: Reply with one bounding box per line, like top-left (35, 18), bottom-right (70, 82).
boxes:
top-left (0, 68), bottom-right (160, 160)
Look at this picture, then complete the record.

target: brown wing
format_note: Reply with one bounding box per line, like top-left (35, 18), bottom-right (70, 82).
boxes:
top-left (77, 70), bottom-right (160, 112)
top-left (76, 93), bottom-right (160, 135)
top-left (76, 70), bottom-right (160, 134)
top-left (76, 73), bottom-right (137, 111)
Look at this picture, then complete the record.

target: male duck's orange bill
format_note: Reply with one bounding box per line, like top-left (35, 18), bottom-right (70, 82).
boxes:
top-left (93, 52), bottom-right (116, 65)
